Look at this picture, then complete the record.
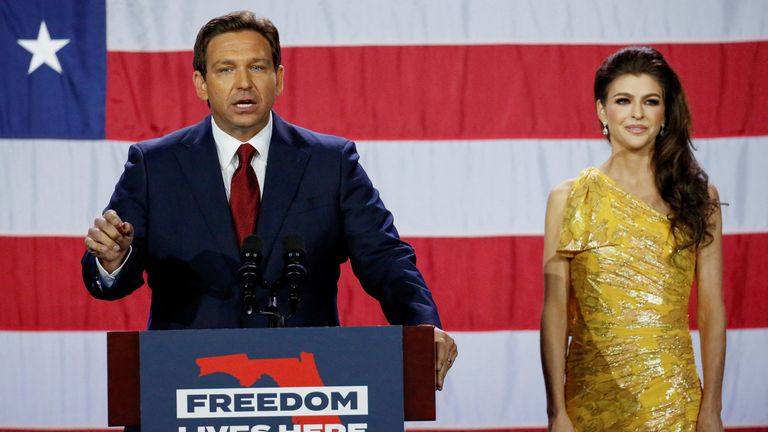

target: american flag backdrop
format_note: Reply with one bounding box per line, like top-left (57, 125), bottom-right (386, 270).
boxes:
top-left (1, 0), bottom-right (767, 431)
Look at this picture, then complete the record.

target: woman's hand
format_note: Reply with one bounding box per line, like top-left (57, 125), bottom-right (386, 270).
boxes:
top-left (696, 406), bottom-right (724, 432)
top-left (548, 412), bottom-right (575, 432)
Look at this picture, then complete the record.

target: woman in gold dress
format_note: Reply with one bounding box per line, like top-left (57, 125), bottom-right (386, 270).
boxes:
top-left (540, 47), bottom-right (726, 431)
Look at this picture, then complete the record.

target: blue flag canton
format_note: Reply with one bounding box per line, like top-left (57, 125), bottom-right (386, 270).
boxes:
top-left (0, 0), bottom-right (106, 139)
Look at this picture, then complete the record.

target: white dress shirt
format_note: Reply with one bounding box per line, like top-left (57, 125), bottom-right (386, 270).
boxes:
top-left (212, 113), bottom-right (271, 200)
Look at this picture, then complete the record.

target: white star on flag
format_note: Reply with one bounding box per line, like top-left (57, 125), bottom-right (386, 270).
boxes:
top-left (17, 21), bottom-right (70, 74)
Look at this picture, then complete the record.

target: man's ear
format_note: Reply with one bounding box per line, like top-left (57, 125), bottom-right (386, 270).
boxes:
top-left (193, 70), bottom-right (208, 101)
top-left (275, 64), bottom-right (285, 96)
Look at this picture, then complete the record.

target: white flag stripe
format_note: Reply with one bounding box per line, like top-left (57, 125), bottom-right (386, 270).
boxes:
top-left (717, 329), bottom-right (768, 427)
top-left (409, 331), bottom-right (547, 429)
top-left (0, 138), bottom-right (128, 237)
top-left (0, 331), bottom-right (108, 428)
top-left (410, 330), bottom-right (768, 429)
top-left (106, 0), bottom-right (768, 51)
top-left (0, 329), bottom-right (764, 429)
top-left (2, 137), bottom-right (767, 237)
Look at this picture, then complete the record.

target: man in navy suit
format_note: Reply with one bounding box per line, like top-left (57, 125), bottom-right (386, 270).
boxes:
top-left (82, 11), bottom-right (457, 389)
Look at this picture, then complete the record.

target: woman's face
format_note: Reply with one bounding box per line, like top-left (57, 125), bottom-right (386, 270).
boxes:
top-left (596, 73), bottom-right (666, 155)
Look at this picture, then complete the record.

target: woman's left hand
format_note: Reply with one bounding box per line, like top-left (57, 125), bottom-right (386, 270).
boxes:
top-left (696, 408), bottom-right (724, 432)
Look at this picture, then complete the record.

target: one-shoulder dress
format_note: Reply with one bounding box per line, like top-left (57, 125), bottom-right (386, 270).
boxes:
top-left (557, 168), bottom-right (702, 431)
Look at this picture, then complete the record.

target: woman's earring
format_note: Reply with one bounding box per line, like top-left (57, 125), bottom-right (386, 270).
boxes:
top-left (659, 124), bottom-right (665, 136)
top-left (602, 122), bottom-right (608, 136)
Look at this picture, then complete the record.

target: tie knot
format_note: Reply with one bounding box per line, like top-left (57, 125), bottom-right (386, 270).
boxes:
top-left (236, 144), bottom-right (257, 166)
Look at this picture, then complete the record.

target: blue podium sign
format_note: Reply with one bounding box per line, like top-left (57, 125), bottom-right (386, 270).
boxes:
top-left (139, 327), bottom-right (404, 432)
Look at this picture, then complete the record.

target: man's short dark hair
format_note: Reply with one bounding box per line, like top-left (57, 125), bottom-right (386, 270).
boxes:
top-left (193, 11), bottom-right (281, 77)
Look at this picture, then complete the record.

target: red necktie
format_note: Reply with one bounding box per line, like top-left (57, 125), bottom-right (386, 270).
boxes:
top-left (230, 144), bottom-right (260, 248)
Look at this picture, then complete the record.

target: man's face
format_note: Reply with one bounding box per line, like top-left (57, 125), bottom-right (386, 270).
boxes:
top-left (193, 30), bottom-right (284, 142)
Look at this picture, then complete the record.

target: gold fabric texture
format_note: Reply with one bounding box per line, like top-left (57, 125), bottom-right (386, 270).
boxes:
top-left (557, 168), bottom-right (701, 431)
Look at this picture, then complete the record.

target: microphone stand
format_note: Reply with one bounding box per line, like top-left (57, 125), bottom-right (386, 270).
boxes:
top-left (259, 282), bottom-right (286, 328)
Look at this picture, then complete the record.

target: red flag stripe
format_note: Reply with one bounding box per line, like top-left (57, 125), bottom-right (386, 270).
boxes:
top-left (106, 42), bottom-right (768, 142)
top-left (2, 233), bottom-right (766, 331)
top-left (1, 428), bottom-right (766, 432)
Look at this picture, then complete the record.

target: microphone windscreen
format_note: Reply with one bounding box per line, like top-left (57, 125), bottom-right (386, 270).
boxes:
top-left (242, 234), bottom-right (263, 253)
top-left (283, 233), bottom-right (305, 253)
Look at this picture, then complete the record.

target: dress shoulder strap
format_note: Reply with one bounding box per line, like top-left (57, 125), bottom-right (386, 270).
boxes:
top-left (556, 168), bottom-right (614, 256)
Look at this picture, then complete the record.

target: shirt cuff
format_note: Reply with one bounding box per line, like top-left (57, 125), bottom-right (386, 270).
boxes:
top-left (95, 246), bottom-right (132, 289)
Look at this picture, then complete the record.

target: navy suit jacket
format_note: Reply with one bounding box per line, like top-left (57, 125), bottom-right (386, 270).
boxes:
top-left (82, 113), bottom-right (441, 329)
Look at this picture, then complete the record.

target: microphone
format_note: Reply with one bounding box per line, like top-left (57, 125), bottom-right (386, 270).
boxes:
top-left (238, 235), bottom-right (263, 315)
top-left (282, 233), bottom-right (306, 317)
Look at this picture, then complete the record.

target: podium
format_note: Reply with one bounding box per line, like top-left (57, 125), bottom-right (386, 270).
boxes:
top-left (107, 326), bottom-right (436, 430)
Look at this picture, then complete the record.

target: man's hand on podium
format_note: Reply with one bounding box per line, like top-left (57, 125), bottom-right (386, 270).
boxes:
top-left (433, 327), bottom-right (457, 391)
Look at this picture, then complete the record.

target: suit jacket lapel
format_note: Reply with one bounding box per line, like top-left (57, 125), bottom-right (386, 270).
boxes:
top-left (173, 117), bottom-right (239, 262)
top-left (258, 113), bottom-right (310, 262)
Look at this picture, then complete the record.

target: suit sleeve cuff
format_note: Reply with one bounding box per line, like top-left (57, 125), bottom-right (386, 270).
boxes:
top-left (94, 246), bottom-right (133, 289)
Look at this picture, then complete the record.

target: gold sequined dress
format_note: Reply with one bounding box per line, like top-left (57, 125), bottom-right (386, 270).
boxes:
top-left (557, 168), bottom-right (701, 431)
